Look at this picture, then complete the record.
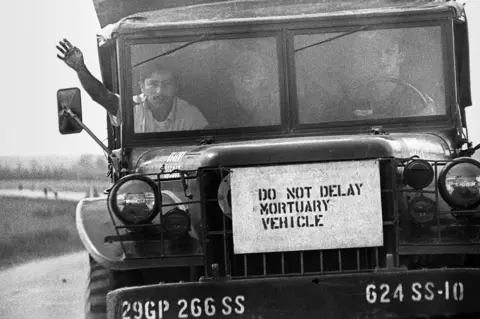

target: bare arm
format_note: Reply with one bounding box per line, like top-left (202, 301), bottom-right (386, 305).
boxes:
top-left (56, 39), bottom-right (119, 115)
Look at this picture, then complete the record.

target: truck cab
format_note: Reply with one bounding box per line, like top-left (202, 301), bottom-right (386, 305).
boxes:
top-left (57, 0), bottom-right (480, 318)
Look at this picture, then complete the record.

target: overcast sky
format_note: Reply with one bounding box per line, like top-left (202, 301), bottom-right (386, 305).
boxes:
top-left (1, 0), bottom-right (479, 157)
top-left (1, 0), bottom-right (105, 157)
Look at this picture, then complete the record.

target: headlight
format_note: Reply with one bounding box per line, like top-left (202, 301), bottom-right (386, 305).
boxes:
top-left (403, 159), bottom-right (434, 189)
top-left (408, 196), bottom-right (435, 224)
top-left (108, 175), bottom-right (160, 224)
top-left (438, 157), bottom-right (480, 210)
top-left (163, 207), bottom-right (191, 238)
top-left (160, 190), bottom-right (194, 239)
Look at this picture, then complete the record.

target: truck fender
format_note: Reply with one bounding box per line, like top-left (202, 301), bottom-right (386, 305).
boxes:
top-left (76, 195), bottom-right (202, 271)
top-left (76, 197), bottom-right (129, 270)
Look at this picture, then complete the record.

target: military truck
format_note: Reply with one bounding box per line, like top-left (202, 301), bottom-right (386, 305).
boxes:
top-left (57, 0), bottom-right (480, 318)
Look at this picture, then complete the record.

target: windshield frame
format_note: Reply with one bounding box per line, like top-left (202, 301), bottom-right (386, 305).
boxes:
top-left (117, 12), bottom-right (459, 148)
top-left (288, 19), bottom-right (456, 132)
top-left (121, 31), bottom-right (289, 145)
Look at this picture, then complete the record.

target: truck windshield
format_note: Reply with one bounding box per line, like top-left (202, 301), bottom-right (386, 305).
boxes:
top-left (128, 26), bottom-right (446, 134)
top-left (129, 37), bottom-right (280, 133)
top-left (295, 26), bottom-right (446, 123)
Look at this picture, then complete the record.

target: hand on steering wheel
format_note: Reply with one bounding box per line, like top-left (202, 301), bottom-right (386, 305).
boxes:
top-left (337, 77), bottom-right (430, 119)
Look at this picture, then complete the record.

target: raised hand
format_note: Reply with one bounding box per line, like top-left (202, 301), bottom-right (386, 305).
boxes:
top-left (56, 39), bottom-right (85, 71)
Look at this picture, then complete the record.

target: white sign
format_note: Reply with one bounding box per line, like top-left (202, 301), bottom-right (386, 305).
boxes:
top-left (230, 160), bottom-right (383, 254)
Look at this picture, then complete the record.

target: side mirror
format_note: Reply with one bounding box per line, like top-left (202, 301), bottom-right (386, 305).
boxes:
top-left (57, 87), bottom-right (83, 135)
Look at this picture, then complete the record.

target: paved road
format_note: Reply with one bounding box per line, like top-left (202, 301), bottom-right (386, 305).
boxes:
top-left (0, 251), bottom-right (88, 319)
top-left (0, 189), bottom-right (103, 318)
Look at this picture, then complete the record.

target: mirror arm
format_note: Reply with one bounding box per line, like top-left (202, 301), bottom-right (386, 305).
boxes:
top-left (458, 141), bottom-right (480, 157)
top-left (64, 107), bottom-right (110, 155)
top-left (63, 107), bottom-right (120, 172)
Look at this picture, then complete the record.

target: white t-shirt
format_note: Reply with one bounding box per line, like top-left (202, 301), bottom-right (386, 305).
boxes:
top-left (110, 95), bottom-right (208, 132)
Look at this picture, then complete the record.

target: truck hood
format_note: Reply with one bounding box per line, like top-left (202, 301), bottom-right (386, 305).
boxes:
top-left (133, 133), bottom-right (452, 174)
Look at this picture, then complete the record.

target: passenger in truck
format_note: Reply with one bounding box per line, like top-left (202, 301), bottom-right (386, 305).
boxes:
top-left (56, 39), bottom-right (208, 133)
top-left (228, 50), bottom-right (281, 127)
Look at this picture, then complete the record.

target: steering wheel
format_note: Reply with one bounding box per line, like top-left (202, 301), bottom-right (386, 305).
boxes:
top-left (337, 77), bottom-right (429, 118)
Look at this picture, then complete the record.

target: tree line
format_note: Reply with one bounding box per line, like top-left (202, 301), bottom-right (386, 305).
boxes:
top-left (0, 154), bottom-right (110, 181)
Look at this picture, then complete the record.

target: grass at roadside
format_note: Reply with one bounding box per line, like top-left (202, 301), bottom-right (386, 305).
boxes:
top-left (0, 179), bottom-right (112, 194)
top-left (0, 197), bottom-right (83, 269)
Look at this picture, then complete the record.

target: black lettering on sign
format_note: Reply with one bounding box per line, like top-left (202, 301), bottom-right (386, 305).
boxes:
top-left (319, 183), bottom-right (364, 198)
top-left (279, 217), bottom-right (288, 229)
top-left (258, 188), bottom-right (277, 201)
top-left (260, 203), bottom-right (269, 215)
top-left (286, 186), bottom-right (313, 199)
top-left (286, 202), bottom-right (295, 212)
top-left (297, 216), bottom-right (306, 227)
top-left (269, 203), bottom-right (278, 214)
top-left (271, 218), bottom-right (279, 229)
top-left (258, 200), bottom-right (330, 215)
top-left (295, 201), bottom-right (304, 213)
top-left (356, 183), bottom-right (363, 195)
top-left (261, 218), bottom-right (269, 230)
top-left (262, 214), bottom-right (324, 230)
top-left (346, 184), bottom-right (355, 196)
top-left (330, 185), bottom-right (338, 197)
top-left (315, 214), bottom-right (324, 227)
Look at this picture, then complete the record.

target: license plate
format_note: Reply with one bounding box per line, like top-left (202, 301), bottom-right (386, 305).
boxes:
top-left (110, 269), bottom-right (480, 319)
top-left (120, 295), bottom-right (246, 319)
top-left (365, 280), bottom-right (464, 304)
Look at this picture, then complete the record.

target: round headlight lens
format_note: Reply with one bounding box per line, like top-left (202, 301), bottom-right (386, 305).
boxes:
top-left (108, 175), bottom-right (159, 224)
top-left (408, 196), bottom-right (436, 224)
top-left (403, 159), bottom-right (434, 189)
top-left (438, 157), bottom-right (480, 209)
top-left (163, 207), bottom-right (191, 238)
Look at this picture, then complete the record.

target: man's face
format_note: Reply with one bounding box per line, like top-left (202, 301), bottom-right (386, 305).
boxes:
top-left (233, 71), bottom-right (262, 95)
top-left (141, 71), bottom-right (177, 110)
top-left (351, 32), bottom-right (406, 81)
top-left (375, 43), bottom-right (405, 78)
top-left (231, 53), bottom-right (271, 113)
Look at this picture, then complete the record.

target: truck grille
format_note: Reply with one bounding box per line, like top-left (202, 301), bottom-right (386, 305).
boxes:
top-left (227, 248), bottom-right (385, 278)
top-left (201, 159), bottom-right (396, 279)
top-left (105, 158), bottom-right (480, 277)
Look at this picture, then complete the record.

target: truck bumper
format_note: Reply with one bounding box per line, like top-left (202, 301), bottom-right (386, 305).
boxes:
top-left (107, 268), bottom-right (480, 319)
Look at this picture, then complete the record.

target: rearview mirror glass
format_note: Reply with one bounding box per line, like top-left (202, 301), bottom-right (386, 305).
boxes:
top-left (57, 87), bottom-right (83, 135)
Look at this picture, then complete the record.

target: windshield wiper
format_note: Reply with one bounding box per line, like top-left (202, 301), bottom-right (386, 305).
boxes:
top-left (295, 25), bottom-right (369, 53)
top-left (133, 35), bottom-right (206, 68)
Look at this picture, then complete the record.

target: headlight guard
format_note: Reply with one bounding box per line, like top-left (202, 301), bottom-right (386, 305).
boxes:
top-left (108, 174), bottom-right (160, 225)
top-left (438, 157), bottom-right (480, 210)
